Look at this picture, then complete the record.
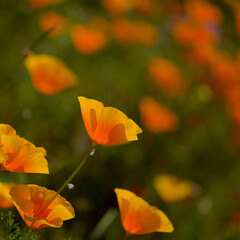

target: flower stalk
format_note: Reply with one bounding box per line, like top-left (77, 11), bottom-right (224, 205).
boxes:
top-left (57, 142), bottom-right (97, 194)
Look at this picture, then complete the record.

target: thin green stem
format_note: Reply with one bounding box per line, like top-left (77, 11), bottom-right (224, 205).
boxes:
top-left (57, 142), bottom-right (97, 194)
top-left (0, 26), bottom-right (58, 86)
top-left (25, 228), bottom-right (32, 240)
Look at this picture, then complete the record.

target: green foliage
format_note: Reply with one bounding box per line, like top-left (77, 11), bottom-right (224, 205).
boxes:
top-left (0, 211), bottom-right (38, 240)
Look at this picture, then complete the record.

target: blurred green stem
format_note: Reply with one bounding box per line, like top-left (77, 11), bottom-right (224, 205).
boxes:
top-left (0, 26), bottom-right (58, 87)
top-left (57, 142), bottom-right (97, 194)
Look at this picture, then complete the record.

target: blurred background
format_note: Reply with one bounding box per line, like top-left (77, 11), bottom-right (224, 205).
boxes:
top-left (1, 0), bottom-right (240, 239)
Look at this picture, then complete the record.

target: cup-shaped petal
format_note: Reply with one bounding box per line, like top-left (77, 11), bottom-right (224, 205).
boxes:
top-left (0, 182), bottom-right (15, 208)
top-left (25, 54), bottom-right (78, 95)
top-left (0, 124), bottom-right (49, 174)
top-left (10, 184), bottom-right (75, 229)
top-left (78, 97), bottom-right (142, 146)
top-left (114, 188), bottom-right (173, 235)
top-left (153, 174), bottom-right (194, 203)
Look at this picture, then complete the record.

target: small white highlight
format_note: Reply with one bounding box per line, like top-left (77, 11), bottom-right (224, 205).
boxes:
top-left (67, 183), bottom-right (75, 190)
top-left (90, 149), bottom-right (95, 156)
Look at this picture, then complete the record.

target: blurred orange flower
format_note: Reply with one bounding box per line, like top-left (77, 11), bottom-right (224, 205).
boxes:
top-left (0, 182), bottom-right (14, 208)
top-left (114, 188), bottom-right (174, 235)
top-left (101, 0), bottom-right (134, 15)
top-left (28, 0), bottom-right (64, 9)
top-left (70, 22), bottom-right (108, 55)
top-left (185, 0), bottom-right (222, 24)
top-left (38, 11), bottom-right (67, 37)
top-left (133, 0), bottom-right (159, 16)
top-left (10, 184), bottom-right (75, 229)
top-left (153, 174), bottom-right (194, 203)
top-left (0, 124), bottom-right (49, 174)
top-left (78, 96), bottom-right (142, 146)
top-left (25, 54), bottom-right (78, 95)
top-left (139, 96), bottom-right (179, 133)
top-left (186, 44), bottom-right (219, 65)
top-left (112, 18), bottom-right (158, 46)
top-left (173, 20), bottom-right (219, 47)
top-left (148, 57), bottom-right (185, 97)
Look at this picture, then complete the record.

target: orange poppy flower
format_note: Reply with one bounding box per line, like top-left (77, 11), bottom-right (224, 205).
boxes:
top-left (148, 58), bottom-right (185, 97)
top-left (133, 0), bottom-right (159, 15)
top-left (112, 18), bottom-right (158, 46)
top-left (0, 124), bottom-right (49, 174)
top-left (153, 174), bottom-right (194, 203)
top-left (70, 23), bottom-right (108, 55)
top-left (185, 0), bottom-right (222, 24)
top-left (0, 182), bottom-right (15, 208)
top-left (10, 184), bottom-right (75, 229)
top-left (101, 0), bottom-right (135, 15)
top-left (114, 188), bottom-right (174, 235)
top-left (78, 96), bottom-right (142, 146)
top-left (24, 54), bottom-right (78, 95)
top-left (38, 12), bottom-right (67, 37)
top-left (28, 0), bottom-right (64, 9)
top-left (139, 96), bottom-right (179, 133)
top-left (173, 20), bottom-right (219, 47)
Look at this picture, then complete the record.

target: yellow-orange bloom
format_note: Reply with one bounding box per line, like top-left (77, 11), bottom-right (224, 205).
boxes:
top-left (133, 0), bottom-right (159, 15)
top-left (148, 58), bottom-right (185, 97)
top-left (0, 124), bottom-right (49, 174)
top-left (0, 182), bottom-right (15, 208)
top-left (112, 19), bottom-right (158, 46)
top-left (139, 96), bottom-right (179, 133)
top-left (25, 54), bottom-right (78, 95)
top-left (38, 12), bottom-right (67, 37)
top-left (70, 22), bottom-right (108, 55)
top-left (78, 97), bottom-right (142, 146)
top-left (101, 0), bottom-right (134, 15)
top-left (114, 188), bottom-right (174, 235)
top-left (153, 174), bottom-right (194, 203)
top-left (28, 0), bottom-right (64, 9)
top-left (10, 184), bottom-right (75, 229)
top-left (185, 0), bottom-right (222, 25)
top-left (173, 20), bottom-right (219, 47)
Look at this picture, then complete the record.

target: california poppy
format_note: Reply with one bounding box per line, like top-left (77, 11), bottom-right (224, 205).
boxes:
top-left (0, 182), bottom-right (14, 208)
top-left (78, 97), bottom-right (142, 146)
top-left (185, 0), bottom-right (222, 25)
top-left (148, 57), bottom-right (185, 97)
top-left (10, 184), bottom-right (75, 229)
top-left (112, 18), bottom-right (158, 46)
top-left (173, 20), bottom-right (219, 47)
top-left (25, 54), bottom-right (78, 95)
top-left (153, 174), bottom-right (195, 203)
top-left (38, 11), bottom-right (67, 37)
top-left (101, 0), bottom-right (134, 15)
top-left (139, 96), bottom-right (179, 133)
top-left (133, 0), bottom-right (159, 16)
top-left (114, 188), bottom-right (174, 235)
top-left (0, 124), bottom-right (49, 174)
top-left (70, 22), bottom-right (108, 55)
